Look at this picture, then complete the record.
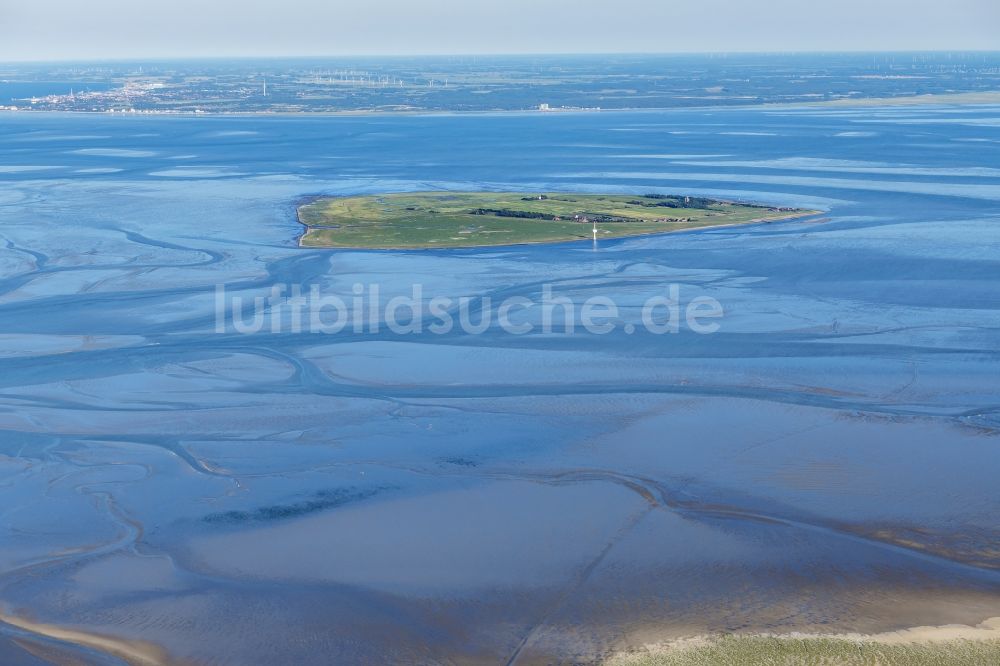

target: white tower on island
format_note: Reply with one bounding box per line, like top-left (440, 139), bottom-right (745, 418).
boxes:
top-left (592, 217), bottom-right (598, 240)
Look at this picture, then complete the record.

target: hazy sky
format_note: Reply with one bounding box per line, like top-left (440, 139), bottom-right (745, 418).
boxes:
top-left (2, 0), bottom-right (998, 61)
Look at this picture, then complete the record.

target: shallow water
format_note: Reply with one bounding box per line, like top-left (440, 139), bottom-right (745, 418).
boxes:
top-left (0, 106), bottom-right (998, 664)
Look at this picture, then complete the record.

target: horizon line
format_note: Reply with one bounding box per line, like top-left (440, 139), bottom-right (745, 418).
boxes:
top-left (3, 49), bottom-right (1000, 65)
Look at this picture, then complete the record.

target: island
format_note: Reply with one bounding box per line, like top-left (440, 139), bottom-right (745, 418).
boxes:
top-left (297, 192), bottom-right (818, 249)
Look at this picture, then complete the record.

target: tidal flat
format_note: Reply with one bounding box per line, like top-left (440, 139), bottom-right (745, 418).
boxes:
top-left (0, 103), bottom-right (998, 664)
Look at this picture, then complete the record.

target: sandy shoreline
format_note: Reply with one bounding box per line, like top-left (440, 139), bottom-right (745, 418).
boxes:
top-left (807, 90), bottom-right (1000, 107)
top-left (607, 616), bottom-right (1000, 665)
top-left (5, 608), bottom-right (1000, 666)
top-left (0, 610), bottom-right (173, 665)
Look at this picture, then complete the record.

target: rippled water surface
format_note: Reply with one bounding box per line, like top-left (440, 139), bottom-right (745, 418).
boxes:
top-left (0, 106), bottom-right (998, 664)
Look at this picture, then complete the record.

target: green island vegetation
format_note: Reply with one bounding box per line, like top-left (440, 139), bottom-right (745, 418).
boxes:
top-left (297, 192), bottom-right (818, 249)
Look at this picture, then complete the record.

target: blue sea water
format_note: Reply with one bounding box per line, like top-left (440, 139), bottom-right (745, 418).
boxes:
top-left (0, 104), bottom-right (998, 663)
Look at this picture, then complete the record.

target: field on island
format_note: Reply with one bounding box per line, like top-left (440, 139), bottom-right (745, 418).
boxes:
top-left (297, 192), bottom-right (814, 248)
